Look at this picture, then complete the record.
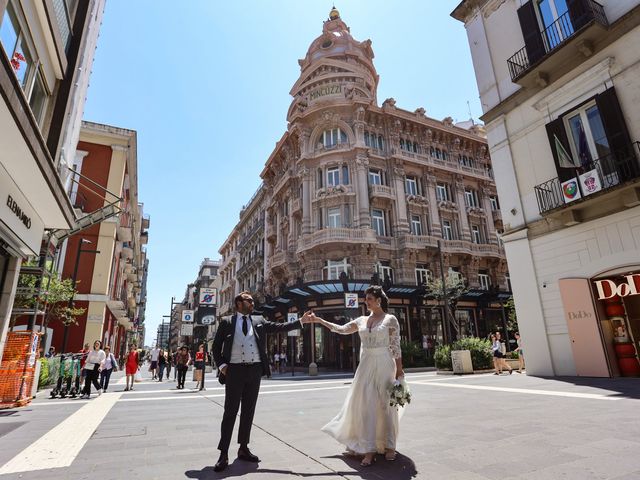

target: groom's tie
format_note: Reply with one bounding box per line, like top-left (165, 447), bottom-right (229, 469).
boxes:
top-left (242, 315), bottom-right (248, 336)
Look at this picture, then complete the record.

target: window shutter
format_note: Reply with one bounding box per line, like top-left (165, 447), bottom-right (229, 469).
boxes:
top-left (567, 0), bottom-right (591, 32)
top-left (545, 117), bottom-right (574, 182)
top-left (517, 1), bottom-right (546, 66)
top-left (595, 87), bottom-right (632, 161)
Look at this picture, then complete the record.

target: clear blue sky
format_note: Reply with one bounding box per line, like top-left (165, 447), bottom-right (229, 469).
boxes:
top-left (82, 1), bottom-right (480, 345)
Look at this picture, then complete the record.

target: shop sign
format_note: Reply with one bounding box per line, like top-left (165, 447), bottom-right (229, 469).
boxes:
top-left (0, 165), bottom-right (45, 255)
top-left (196, 304), bottom-right (216, 325)
top-left (287, 313), bottom-right (299, 337)
top-left (594, 274), bottom-right (640, 300)
top-left (199, 288), bottom-right (217, 306)
top-left (181, 310), bottom-right (194, 323)
top-left (344, 293), bottom-right (358, 309)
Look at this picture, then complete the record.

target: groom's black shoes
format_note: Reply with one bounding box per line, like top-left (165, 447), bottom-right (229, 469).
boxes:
top-left (213, 452), bottom-right (229, 472)
top-left (238, 446), bottom-right (260, 462)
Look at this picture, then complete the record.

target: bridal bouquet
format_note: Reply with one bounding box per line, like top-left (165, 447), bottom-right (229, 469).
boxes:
top-left (389, 378), bottom-right (411, 408)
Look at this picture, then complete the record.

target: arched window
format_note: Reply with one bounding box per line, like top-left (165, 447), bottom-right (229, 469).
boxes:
top-left (436, 148), bottom-right (442, 159)
top-left (322, 128), bottom-right (347, 148)
top-left (364, 131), bottom-right (371, 147)
top-left (377, 135), bottom-right (385, 150)
top-left (430, 146), bottom-right (435, 157)
top-left (400, 139), bottom-right (406, 150)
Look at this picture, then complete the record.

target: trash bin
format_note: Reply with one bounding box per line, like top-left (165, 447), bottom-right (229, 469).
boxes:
top-left (451, 350), bottom-right (473, 374)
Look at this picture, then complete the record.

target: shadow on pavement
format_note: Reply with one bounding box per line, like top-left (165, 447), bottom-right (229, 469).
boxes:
top-left (184, 453), bottom-right (417, 479)
top-left (541, 376), bottom-right (640, 399)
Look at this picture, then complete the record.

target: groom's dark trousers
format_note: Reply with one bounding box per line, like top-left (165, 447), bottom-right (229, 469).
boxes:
top-left (217, 362), bottom-right (263, 452)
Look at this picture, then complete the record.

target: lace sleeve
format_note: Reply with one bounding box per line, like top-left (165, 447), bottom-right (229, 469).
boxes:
top-left (388, 315), bottom-right (402, 359)
top-left (327, 318), bottom-right (360, 335)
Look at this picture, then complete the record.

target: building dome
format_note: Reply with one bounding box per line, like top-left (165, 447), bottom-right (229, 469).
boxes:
top-left (329, 6), bottom-right (340, 20)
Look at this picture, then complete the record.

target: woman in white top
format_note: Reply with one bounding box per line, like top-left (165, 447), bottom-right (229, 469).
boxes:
top-left (81, 340), bottom-right (106, 399)
top-left (303, 286), bottom-right (404, 466)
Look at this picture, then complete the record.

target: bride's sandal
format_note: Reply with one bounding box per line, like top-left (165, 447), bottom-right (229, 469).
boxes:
top-left (342, 449), bottom-right (359, 457)
top-left (360, 453), bottom-right (376, 467)
top-left (384, 450), bottom-right (397, 461)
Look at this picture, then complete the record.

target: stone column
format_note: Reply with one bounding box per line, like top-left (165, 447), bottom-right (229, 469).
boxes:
top-left (301, 167), bottom-right (312, 235)
top-left (454, 176), bottom-right (471, 241)
top-left (482, 185), bottom-right (498, 244)
top-left (391, 162), bottom-right (409, 234)
top-left (425, 174), bottom-right (441, 237)
top-left (354, 154), bottom-right (371, 228)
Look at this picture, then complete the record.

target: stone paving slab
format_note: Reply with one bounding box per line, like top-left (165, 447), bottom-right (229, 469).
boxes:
top-left (0, 371), bottom-right (639, 479)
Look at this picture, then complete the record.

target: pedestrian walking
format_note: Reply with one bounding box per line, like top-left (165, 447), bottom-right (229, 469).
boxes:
top-left (274, 352), bottom-right (280, 373)
top-left (280, 350), bottom-right (287, 369)
top-left (491, 332), bottom-right (512, 375)
top-left (80, 340), bottom-right (105, 399)
top-left (166, 350), bottom-right (172, 380)
top-left (125, 344), bottom-right (139, 391)
top-left (79, 342), bottom-right (90, 383)
top-left (194, 344), bottom-right (206, 390)
top-left (175, 346), bottom-right (190, 389)
top-left (173, 350), bottom-right (178, 381)
top-left (158, 350), bottom-right (167, 381)
top-left (514, 332), bottom-right (525, 373)
top-left (99, 346), bottom-right (118, 392)
top-left (150, 346), bottom-right (160, 379)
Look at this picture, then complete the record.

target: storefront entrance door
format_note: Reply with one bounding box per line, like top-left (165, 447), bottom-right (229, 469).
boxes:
top-left (559, 278), bottom-right (611, 377)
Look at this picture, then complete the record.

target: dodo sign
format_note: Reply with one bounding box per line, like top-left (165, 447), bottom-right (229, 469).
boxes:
top-left (594, 274), bottom-right (640, 300)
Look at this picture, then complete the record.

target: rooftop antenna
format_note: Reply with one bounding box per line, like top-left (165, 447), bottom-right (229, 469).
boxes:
top-left (467, 101), bottom-right (474, 125)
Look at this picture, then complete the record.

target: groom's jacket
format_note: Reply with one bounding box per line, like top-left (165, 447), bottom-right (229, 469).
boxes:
top-left (212, 314), bottom-right (302, 378)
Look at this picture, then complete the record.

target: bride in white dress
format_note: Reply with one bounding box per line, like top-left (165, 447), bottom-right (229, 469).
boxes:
top-left (303, 286), bottom-right (404, 466)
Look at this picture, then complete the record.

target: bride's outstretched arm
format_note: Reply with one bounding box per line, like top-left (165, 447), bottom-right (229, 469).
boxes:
top-left (302, 311), bottom-right (358, 335)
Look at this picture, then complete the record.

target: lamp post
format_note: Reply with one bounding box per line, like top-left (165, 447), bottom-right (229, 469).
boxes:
top-left (163, 296), bottom-right (181, 352)
top-left (61, 238), bottom-right (100, 353)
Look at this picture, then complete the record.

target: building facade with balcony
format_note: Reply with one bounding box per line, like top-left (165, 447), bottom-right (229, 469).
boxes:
top-left (453, 0), bottom-right (640, 377)
top-left (43, 122), bottom-right (149, 357)
top-left (0, 0), bottom-right (106, 358)
top-left (218, 8), bottom-right (511, 370)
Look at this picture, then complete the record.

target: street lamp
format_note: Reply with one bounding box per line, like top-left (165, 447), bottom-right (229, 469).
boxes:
top-left (60, 238), bottom-right (100, 353)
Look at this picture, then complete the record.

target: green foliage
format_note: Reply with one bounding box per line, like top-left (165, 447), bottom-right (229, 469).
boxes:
top-left (424, 275), bottom-right (468, 303)
top-left (400, 340), bottom-right (433, 367)
top-left (434, 344), bottom-right (452, 370)
top-left (13, 262), bottom-right (85, 327)
top-left (434, 337), bottom-right (493, 371)
top-left (37, 357), bottom-right (50, 388)
top-left (504, 296), bottom-right (519, 333)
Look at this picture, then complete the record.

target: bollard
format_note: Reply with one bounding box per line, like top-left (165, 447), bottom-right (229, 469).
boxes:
top-left (308, 362), bottom-right (318, 376)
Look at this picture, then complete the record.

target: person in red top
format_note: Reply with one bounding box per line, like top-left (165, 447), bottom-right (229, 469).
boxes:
top-left (79, 343), bottom-right (90, 383)
top-left (125, 344), bottom-right (139, 391)
top-left (194, 344), bottom-right (206, 391)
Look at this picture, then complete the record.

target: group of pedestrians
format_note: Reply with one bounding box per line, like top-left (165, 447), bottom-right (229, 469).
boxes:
top-left (491, 331), bottom-right (525, 375)
top-left (76, 340), bottom-right (120, 399)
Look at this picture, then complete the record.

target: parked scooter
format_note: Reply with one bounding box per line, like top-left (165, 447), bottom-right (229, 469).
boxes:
top-left (50, 354), bottom-right (71, 398)
top-left (67, 354), bottom-right (82, 398)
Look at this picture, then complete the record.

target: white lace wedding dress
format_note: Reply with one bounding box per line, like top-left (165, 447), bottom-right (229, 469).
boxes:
top-left (321, 314), bottom-right (402, 454)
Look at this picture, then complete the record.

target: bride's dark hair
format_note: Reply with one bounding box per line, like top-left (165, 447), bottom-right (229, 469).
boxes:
top-left (365, 285), bottom-right (389, 311)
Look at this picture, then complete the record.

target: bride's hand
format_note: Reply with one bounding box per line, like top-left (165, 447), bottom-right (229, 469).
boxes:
top-left (301, 310), bottom-right (315, 324)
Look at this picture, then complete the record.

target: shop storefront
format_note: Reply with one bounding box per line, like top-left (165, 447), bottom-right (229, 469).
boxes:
top-left (559, 269), bottom-right (640, 377)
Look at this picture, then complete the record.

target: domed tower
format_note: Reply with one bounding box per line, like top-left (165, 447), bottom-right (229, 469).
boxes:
top-left (287, 7), bottom-right (379, 122)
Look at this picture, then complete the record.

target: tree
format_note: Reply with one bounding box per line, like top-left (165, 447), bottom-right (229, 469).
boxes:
top-left (503, 296), bottom-right (519, 333)
top-left (13, 262), bottom-right (86, 332)
top-left (424, 275), bottom-right (469, 341)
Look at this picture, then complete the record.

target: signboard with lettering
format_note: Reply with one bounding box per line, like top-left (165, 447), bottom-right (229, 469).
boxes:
top-left (558, 278), bottom-right (610, 377)
top-left (309, 84), bottom-right (342, 101)
top-left (199, 288), bottom-right (218, 306)
top-left (181, 310), bottom-right (194, 323)
top-left (181, 324), bottom-right (193, 336)
top-left (344, 293), bottom-right (359, 309)
top-left (287, 313), bottom-right (299, 337)
top-left (594, 274), bottom-right (640, 300)
top-left (197, 304), bottom-right (216, 325)
top-left (0, 163), bottom-right (45, 255)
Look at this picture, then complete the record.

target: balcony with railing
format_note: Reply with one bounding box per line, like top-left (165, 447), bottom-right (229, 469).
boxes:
top-left (397, 234), bottom-right (439, 250)
top-left (507, 0), bottom-right (608, 84)
top-left (298, 227), bottom-right (377, 251)
top-left (534, 142), bottom-right (640, 215)
top-left (368, 184), bottom-right (394, 199)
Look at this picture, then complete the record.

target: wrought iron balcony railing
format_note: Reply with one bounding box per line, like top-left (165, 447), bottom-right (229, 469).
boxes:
top-left (507, 0), bottom-right (607, 82)
top-left (534, 142), bottom-right (640, 214)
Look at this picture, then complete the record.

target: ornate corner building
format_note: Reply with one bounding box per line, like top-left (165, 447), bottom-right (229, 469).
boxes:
top-left (219, 9), bottom-right (511, 369)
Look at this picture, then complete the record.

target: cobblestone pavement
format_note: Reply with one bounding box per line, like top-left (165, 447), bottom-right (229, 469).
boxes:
top-left (0, 369), bottom-right (639, 479)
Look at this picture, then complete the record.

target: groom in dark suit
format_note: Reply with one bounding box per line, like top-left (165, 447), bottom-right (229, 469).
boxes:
top-left (211, 291), bottom-right (309, 472)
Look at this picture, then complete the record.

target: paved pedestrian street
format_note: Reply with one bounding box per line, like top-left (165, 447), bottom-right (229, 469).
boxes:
top-left (0, 371), bottom-right (639, 480)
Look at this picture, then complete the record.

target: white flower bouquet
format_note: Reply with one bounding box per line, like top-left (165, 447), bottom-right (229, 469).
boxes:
top-left (389, 378), bottom-right (411, 408)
